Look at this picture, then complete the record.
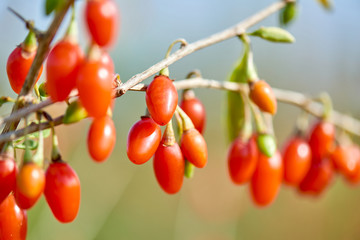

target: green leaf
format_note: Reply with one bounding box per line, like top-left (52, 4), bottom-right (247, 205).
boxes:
top-left (249, 27), bottom-right (295, 43)
top-left (280, 2), bottom-right (297, 26)
top-left (257, 134), bottom-right (277, 157)
top-left (63, 100), bottom-right (88, 124)
top-left (316, 0), bottom-right (333, 10)
top-left (15, 139), bottom-right (38, 150)
top-left (225, 45), bottom-right (249, 143)
top-left (45, 0), bottom-right (65, 15)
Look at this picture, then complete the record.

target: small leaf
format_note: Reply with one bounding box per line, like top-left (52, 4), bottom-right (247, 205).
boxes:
top-left (63, 100), bottom-right (88, 124)
top-left (249, 27), bottom-right (295, 43)
top-left (280, 2), bottom-right (297, 26)
top-left (316, 0), bottom-right (333, 10)
top-left (257, 134), bottom-right (277, 157)
top-left (38, 82), bottom-right (48, 97)
top-left (184, 160), bottom-right (195, 178)
top-left (15, 139), bottom-right (38, 150)
top-left (225, 46), bottom-right (249, 143)
top-left (45, 0), bottom-right (66, 15)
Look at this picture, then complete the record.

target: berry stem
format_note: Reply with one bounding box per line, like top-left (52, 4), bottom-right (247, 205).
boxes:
top-left (162, 120), bottom-right (176, 146)
top-left (159, 39), bottom-right (188, 76)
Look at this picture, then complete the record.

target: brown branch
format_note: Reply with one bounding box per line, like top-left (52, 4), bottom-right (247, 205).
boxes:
top-left (0, 0), bottom-right (74, 151)
top-left (0, 0), bottom-right (287, 127)
top-left (114, 0), bottom-right (287, 97)
top-left (1, 77), bottom-right (360, 144)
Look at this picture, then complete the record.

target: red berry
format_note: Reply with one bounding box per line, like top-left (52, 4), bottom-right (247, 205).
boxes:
top-left (180, 128), bottom-right (208, 168)
top-left (145, 75), bottom-right (178, 126)
top-left (6, 46), bottom-right (43, 94)
top-left (308, 121), bottom-right (335, 160)
top-left (227, 136), bottom-right (258, 184)
top-left (87, 116), bottom-right (116, 162)
top-left (45, 162), bottom-right (81, 223)
top-left (46, 40), bottom-right (84, 102)
top-left (77, 58), bottom-right (113, 118)
top-left (85, 0), bottom-right (119, 47)
top-left (15, 163), bottom-right (45, 209)
top-left (127, 116), bottom-right (161, 165)
top-left (153, 142), bottom-right (184, 194)
top-left (250, 151), bottom-right (283, 207)
top-left (0, 155), bottom-right (17, 204)
top-left (249, 80), bottom-right (277, 115)
top-left (180, 91), bottom-right (206, 134)
top-left (331, 145), bottom-right (359, 178)
top-left (0, 194), bottom-right (27, 240)
top-left (282, 137), bottom-right (311, 186)
top-left (299, 157), bottom-right (334, 196)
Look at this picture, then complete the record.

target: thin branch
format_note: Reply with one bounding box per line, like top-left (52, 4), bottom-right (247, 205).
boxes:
top-left (1, 77), bottom-right (360, 144)
top-left (0, 1), bottom-right (286, 127)
top-left (114, 0), bottom-right (287, 97)
top-left (7, 7), bottom-right (44, 38)
top-left (0, 0), bottom-right (74, 151)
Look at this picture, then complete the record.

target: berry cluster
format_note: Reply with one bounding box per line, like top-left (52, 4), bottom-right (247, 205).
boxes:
top-left (1, 0), bottom-right (119, 239)
top-left (127, 74), bottom-right (208, 194)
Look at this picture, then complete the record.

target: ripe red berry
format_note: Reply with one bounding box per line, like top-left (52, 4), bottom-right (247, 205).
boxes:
top-left (331, 145), bottom-right (359, 178)
top-left (180, 128), bottom-right (208, 168)
top-left (250, 151), bottom-right (283, 207)
top-left (180, 90), bottom-right (206, 134)
top-left (15, 162), bottom-right (45, 209)
top-left (0, 194), bottom-right (27, 240)
top-left (127, 116), bottom-right (161, 165)
top-left (308, 121), bottom-right (335, 160)
top-left (45, 162), bottom-right (81, 223)
top-left (0, 155), bottom-right (17, 204)
top-left (145, 75), bottom-right (178, 126)
top-left (87, 116), bottom-right (116, 162)
top-left (249, 80), bottom-right (277, 115)
top-left (282, 137), bottom-right (311, 186)
top-left (77, 58), bottom-right (113, 118)
top-left (227, 136), bottom-right (258, 184)
top-left (153, 141), bottom-right (184, 194)
top-left (46, 40), bottom-right (84, 102)
top-left (6, 46), bottom-right (43, 94)
top-left (299, 157), bottom-right (334, 196)
top-left (85, 0), bottom-right (119, 47)
top-left (344, 146), bottom-right (360, 185)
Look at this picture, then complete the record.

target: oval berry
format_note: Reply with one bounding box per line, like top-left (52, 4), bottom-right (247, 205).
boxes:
top-left (331, 145), bottom-right (359, 178)
top-left (77, 59), bottom-right (113, 118)
top-left (0, 194), bottom-right (27, 240)
top-left (308, 121), bottom-right (335, 160)
top-left (45, 162), bottom-right (81, 223)
top-left (6, 46), bottom-right (43, 94)
top-left (145, 75), bottom-right (178, 126)
top-left (282, 137), bottom-right (311, 186)
top-left (15, 163), bottom-right (45, 209)
top-left (0, 155), bottom-right (17, 204)
top-left (153, 143), bottom-right (184, 194)
top-left (87, 116), bottom-right (116, 162)
top-left (127, 116), bottom-right (161, 165)
top-left (85, 0), bottom-right (119, 47)
top-left (46, 40), bottom-right (84, 102)
top-left (180, 128), bottom-right (208, 168)
top-left (180, 93), bottom-right (206, 134)
top-left (249, 80), bottom-right (277, 115)
top-left (345, 146), bottom-right (360, 185)
top-left (228, 136), bottom-right (258, 184)
top-left (299, 157), bottom-right (333, 196)
top-left (250, 151), bottom-right (283, 207)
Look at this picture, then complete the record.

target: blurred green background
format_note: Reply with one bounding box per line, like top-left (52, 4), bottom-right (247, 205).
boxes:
top-left (1, 0), bottom-right (360, 239)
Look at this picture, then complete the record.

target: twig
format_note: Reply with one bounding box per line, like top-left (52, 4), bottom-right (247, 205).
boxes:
top-left (7, 7), bottom-right (44, 39)
top-left (0, 1), bottom-right (286, 127)
top-left (114, 0), bottom-right (287, 97)
top-left (0, 0), bottom-right (74, 151)
top-left (1, 77), bottom-right (360, 144)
